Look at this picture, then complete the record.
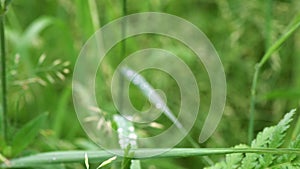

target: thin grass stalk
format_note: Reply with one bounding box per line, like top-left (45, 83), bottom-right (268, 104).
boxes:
top-left (248, 64), bottom-right (260, 144)
top-left (118, 0), bottom-right (127, 112)
top-left (0, 10), bottom-right (7, 143)
top-left (87, 0), bottom-right (100, 31)
top-left (291, 9), bottom-right (300, 142)
top-left (248, 15), bottom-right (300, 144)
top-left (265, 0), bottom-right (273, 50)
top-left (118, 1), bottom-right (141, 168)
top-left (120, 67), bottom-right (214, 165)
top-left (248, 0), bottom-right (273, 144)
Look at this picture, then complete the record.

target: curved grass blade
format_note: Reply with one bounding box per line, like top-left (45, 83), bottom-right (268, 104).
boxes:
top-left (120, 67), bottom-right (183, 129)
top-left (120, 67), bottom-right (213, 165)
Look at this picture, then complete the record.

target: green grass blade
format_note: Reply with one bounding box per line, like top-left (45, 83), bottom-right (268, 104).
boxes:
top-left (11, 113), bottom-right (47, 156)
top-left (22, 17), bottom-right (53, 47)
top-left (1, 148), bottom-right (300, 168)
top-left (258, 15), bottom-right (300, 67)
top-left (75, 0), bottom-right (94, 40)
top-left (120, 67), bottom-right (213, 165)
top-left (0, 12), bottom-right (7, 145)
top-left (87, 0), bottom-right (100, 32)
top-left (120, 67), bottom-right (183, 130)
top-left (4, 0), bottom-right (12, 8)
top-left (52, 87), bottom-right (71, 137)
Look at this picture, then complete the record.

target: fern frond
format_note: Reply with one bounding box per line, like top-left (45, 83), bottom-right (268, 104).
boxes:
top-left (241, 126), bottom-right (275, 169)
top-left (204, 161), bottom-right (225, 169)
top-left (204, 144), bottom-right (248, 169)
top-left (225, 144), bottom-right (248, 168)
top-left (272, 134), bottom-right (300, 168)
top-left (287, 134), bottom-right (300, 161)
top-left (270, 109), bottom-right (296, 148)
top-left (260, 109), bottom-right (296, 168)
top-left (206, 109), bottom-right (297, 169)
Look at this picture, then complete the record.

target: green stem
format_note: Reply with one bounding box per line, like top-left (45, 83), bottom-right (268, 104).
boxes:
top-left (186, 135), bottom-right (213, 165)
top-left (258, 22), bottom-right (300, 67)
top-left (118, 0), bottom-right (127, 112)
top-left (248, 64), bottom-right (260, 144)
top-left (265, 0), bottom-right (273, 50)
top-left (1, 148), bottom-right (300, 168)
top-left (248, 2), bottom-right (273, 143)
top-left (0, 14), bottom-right (7, 143)
top-left (87, 0), bottom-right (100, 31)
top-left (121, 0), bottom-right (127, 59)
top-left (248, 15), bottom-right (300, 144)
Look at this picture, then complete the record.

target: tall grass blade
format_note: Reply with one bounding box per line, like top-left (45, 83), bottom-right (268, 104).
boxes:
top-left (11, 113), bottom-right (47, 156)
top-left (120, 67), bottom-right (213, 165)
top-left (0, 9), bottom-right (7, 144)
top-left (120, 67), bottom-right (183, 129)
top-left (22, 17), bottom-right (53, 48)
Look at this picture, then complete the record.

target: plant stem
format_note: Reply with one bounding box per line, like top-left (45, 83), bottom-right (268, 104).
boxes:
top-left (0, 14), bottom-right (7, 143)
top-left (118, 0), bottom-right (127, 111)
top-left (248, 64), bottom-right (260, 144)
top-left (87, 0), bottom-right (100, 31)
top-left (265, 0), bottom-right (273, 50)
top-left (248, 15), bottom-right (300, 144)
top-left (2, 148), bottom-right (300, 168)
top-left (258, 20), bottom-right (300, 67)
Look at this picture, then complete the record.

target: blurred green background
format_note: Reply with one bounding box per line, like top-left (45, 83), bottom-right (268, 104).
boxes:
top-left (1, 0), bottom-right (300, 168)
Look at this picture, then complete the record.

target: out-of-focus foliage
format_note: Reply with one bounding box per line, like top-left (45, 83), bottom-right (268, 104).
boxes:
top-left (0, 0), bottom-right (299, 168)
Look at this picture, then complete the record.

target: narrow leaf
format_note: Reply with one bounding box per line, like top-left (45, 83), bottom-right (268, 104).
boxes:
top-left (96, 156), bottom-right (117, 169)
top-left (22, 17), bottom-right (53, 46)
top-left (11, 113), bottom-right (47, 156)
top-left (4, 0), bottom-right (12, 8)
